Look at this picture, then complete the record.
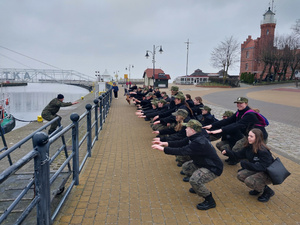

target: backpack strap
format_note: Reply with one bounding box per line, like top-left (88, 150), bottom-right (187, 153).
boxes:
top-left (236, 109), bottom-right (268, 127)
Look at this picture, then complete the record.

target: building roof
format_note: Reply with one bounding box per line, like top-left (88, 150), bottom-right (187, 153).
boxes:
top-left (190, 69), bottom-right (208, 76)
top-left (143, 68), bottom-right (171, 80)
top-left (179, 69), bottom-right (208, 78)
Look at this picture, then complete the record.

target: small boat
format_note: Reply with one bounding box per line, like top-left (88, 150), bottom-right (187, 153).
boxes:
top-left (0, 92), bottom-right (15, 134)
top-left (1, 112), bottom-right (15, 134)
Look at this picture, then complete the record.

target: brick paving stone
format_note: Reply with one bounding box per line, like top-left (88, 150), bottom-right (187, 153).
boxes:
top-left (54, 85), bottom-right (300, 225)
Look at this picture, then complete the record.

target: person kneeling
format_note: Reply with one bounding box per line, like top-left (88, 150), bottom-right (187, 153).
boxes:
top-left (222, 128), bottom-right (274, 202)
top-left (152, 119), bottom-right (223, 210)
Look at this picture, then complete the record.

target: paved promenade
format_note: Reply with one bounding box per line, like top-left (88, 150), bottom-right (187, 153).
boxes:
top-left (54, 84), bottom-right (300, 225)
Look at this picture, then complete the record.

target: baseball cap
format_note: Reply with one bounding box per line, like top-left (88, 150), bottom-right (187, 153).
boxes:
top-left (159, 99), bottom-right (167, 104)
top-left (200, 105), bottom-right (211, 112)
top-left (182, 119), bottom-right (202, 132)
top-left (171, 86), bottom-right (179, 91)
top-left (223, 111), bottom-right (234, 117)
top-left (174, 93), bottom-right (185, 101)
top-left (234, 97), bottom-right (248, 103)
top-left (172, 109), bottom-right (188, 118)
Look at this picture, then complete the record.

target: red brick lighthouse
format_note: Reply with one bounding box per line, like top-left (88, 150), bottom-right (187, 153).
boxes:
top-left (240, 7), bottom-right (276, 78)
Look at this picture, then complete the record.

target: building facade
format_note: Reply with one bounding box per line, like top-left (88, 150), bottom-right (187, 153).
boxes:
top-left (174, 69), bottom-right (209, 85)
top-left (240, 7), bottom-right (276, 79)
top-left (143, 68), bottom-right (171, 88)
top-left (240, 7), bottom-right (299, 80)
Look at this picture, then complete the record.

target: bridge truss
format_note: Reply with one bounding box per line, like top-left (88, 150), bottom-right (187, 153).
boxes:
top-left (0, 68), bottom-right (95, 83)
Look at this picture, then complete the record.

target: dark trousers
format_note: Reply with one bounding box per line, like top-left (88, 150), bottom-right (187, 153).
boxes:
top-left (114, 91), bottom-right (118, 98)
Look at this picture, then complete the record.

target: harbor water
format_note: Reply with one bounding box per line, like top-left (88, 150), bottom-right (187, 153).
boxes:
top-left (1, 83), bottom-right (90, 130)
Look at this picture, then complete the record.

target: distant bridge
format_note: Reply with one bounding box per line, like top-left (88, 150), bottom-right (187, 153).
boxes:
top-left (0, 68), bottom-right (95, 91)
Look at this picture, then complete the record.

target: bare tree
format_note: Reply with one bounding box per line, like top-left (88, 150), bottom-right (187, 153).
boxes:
top-left (210, 36), bottom-right (240, 82)
top-left (258, 44), bottom-right (276, 82)
top-left (291, 19), bottom-right (300, 37)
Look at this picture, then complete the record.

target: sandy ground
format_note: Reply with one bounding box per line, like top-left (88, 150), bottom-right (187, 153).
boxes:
top-left (174, 84), bottom-right (300, 108)
top-left (247, 89), bottom-right (300, 108)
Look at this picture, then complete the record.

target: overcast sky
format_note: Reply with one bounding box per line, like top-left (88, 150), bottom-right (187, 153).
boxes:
top-left (0, 0), bottom-right (299, 82)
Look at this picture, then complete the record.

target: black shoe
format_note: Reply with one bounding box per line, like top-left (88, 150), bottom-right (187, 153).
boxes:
top-left (189, 188), bottom-right (196, 194)
top-left (180, 170), bottom-right (185, 175)
top-left (183, 177), bottom-right (190, 182)
top-left (196, 193), bottom-right (216, 210)
top-left (225, 158), bottom-right (230, 162)
top-left (249, 190), bottom-right (261, 196)
top-left (177, 163), bottom-right (182, 167)
top-left (258, 186), bottom-right (275, 202)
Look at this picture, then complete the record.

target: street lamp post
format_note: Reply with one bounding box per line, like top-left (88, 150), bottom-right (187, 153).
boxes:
top-left (114, 70), bottom-right (119, 82)
top-left (145, 45), bottom-right (163, 86)
top-left (125, 65), bottom-right (134, 81)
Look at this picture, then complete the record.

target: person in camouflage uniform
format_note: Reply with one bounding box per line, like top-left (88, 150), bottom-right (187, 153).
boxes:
top-left (41, 94), bottom-right (79, 135)
top-left (222, 128), bottom-right (274, 202)
top-left (152, 119), bottom-right (223, 210)
top-left (204, 97), bottom-right (268, 165)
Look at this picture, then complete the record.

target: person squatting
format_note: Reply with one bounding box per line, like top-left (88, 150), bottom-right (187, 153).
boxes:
top-left (130, 85), bottom-right (275, 210)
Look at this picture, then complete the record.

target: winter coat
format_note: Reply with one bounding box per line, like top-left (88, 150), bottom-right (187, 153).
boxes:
top-left (164, 132), bottom-right (223, 176)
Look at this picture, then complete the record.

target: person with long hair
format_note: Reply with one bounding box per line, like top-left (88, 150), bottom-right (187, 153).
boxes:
top-left (222, 128), bottom-right (274, 202)
top-left (151, 92), bottom-right (193, 131)
top-left (152, 109), bottom-right (191, 167)
top-left (203, 97), bottom-right (268, 165)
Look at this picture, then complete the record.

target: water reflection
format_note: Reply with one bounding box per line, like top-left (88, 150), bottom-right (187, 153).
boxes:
top-left (1, 83), bottom-right (89, 129)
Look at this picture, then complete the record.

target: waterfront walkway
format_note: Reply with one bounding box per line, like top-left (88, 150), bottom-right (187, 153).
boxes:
top-left (54, 84), bottom-right (300, 225)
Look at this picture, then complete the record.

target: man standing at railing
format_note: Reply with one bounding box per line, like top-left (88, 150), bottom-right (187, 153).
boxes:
top-left (41, 94), bottom-right (79, 135)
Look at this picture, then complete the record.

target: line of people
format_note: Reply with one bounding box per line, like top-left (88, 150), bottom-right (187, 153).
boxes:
top-left (128, 85), bottom-right (275, 210)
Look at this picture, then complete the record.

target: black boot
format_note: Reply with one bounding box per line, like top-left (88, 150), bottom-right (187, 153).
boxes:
top-left (183, 176), bottom-right (190, 182)
top-left (249, 190), bottom-right (261, 196)
top-left (196, 193), bottom-right (216, 210)
top-left (258, 185), bottom-right (274, 202)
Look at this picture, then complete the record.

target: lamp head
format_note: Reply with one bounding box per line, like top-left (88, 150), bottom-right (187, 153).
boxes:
top-left (145, 51), bottom-right (149, 58)
top-left (159, 46), bottom-right (163, 54)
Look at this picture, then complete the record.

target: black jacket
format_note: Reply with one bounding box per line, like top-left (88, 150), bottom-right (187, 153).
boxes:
top-left (164, 132), bottom-right (223, 176)
top-left (160, 103), bottom-right (191, 125)
top-left (211, 106), bottom-right (268, 139)
top-left (224, 146), bottom-right (273, 172)
top-left (200, 113), bottom-right (218, 126)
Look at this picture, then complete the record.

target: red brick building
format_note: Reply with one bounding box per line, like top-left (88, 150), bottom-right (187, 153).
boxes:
top-left (143, 68), bottom-right (171, 88)
top-left (240, 7), bottom-right (276, 79)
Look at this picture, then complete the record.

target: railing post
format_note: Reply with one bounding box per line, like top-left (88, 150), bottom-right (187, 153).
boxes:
top-left (99, 96), bottom-right (103, 129)
top-left (85, 104), bottom-right (92, 156)
top-left (70, 113), bottom-right (80, 185)
top-left (33, 132), bottom-right (51, 225)
top-left (93, 99), bottom-right (99, 139)
top-left (103, 93), bottom-right (107, 120)
top-left (109, 87), bottom-right (113, 104)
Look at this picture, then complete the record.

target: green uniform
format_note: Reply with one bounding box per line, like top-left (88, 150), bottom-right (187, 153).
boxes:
top-left (41, 98), bottom-right (72, 134)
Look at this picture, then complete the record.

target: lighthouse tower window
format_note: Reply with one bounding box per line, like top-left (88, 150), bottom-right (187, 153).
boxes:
top-left (266, 29), bottom-right (269, 35)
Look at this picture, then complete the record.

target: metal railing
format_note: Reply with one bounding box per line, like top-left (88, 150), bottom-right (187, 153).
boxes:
top-left (0, 87), bottom-right (112, 224)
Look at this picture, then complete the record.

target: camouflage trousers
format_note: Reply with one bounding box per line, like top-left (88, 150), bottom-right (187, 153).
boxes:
top-left (41, 113), bottom-right (61, 134)
top-left (209, 133), bottom-right (222, 142)
top-left (182, 161), bottom-right (217, 197)
top-left (216, 136), bottom-right (247, 152)
top-left (216, 136), bottom-right (268, 153)
top-left (237, 169), bottom-right (272, 192)
top-left (175, 155), bottom-right (191, 165)
top-left (151, 122), bottom-right (176, 131)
